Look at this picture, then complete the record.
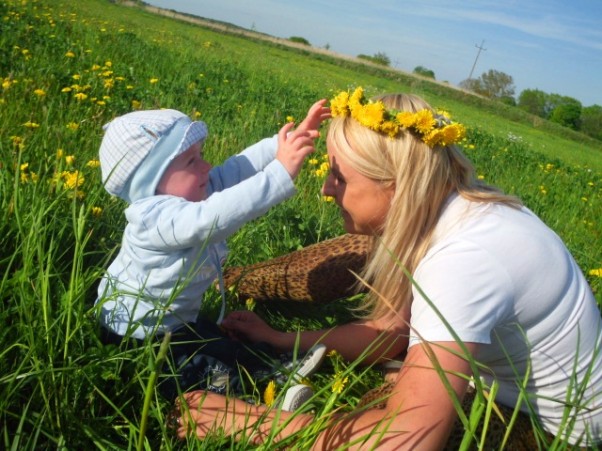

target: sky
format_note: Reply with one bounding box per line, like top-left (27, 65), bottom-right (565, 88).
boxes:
top-left (144, 0), bottom-right (602, 107)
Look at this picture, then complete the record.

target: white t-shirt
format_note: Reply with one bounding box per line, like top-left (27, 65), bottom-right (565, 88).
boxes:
top-left (409, 193), bottom-right (602, 445)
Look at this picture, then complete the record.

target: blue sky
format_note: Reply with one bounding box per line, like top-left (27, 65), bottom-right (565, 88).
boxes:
top-left (144, 0), bottom-right (602, 106)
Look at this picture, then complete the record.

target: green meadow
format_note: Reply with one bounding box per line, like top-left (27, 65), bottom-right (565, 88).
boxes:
top-left (1, 0), bottom-right (601, 448)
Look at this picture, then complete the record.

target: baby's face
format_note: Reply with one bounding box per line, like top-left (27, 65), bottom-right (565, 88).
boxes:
top-left (155, 142), bottom-right (212, 201)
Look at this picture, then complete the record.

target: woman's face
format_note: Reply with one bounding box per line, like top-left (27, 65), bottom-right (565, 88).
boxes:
top-left (322, 136), bottom-right (394, 235)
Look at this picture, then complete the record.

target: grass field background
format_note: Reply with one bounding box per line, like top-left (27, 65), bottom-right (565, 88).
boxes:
top-left (1, 0), bottom-right (601, 448)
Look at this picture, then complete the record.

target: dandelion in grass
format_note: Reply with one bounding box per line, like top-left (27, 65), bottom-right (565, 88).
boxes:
top-left (62, 170), bottom-right (84, 190)
top-left (149, 78), bottom-right (159, 84)
top-left (92, 207), bottom-right (102, 217)
top-left (74, 92), bottom-right (87, 101)
top-left (322, 196), bottom-right (334, 202)
top-left (589, 268), bottom-right (602, 277)
top-left (56, 148), bottom-right (64, 159)
top-left (33, 89), bottom-right (46, 97)
top-left (264, 380), bottom-right (277, 407)
top-left (194, 111), bottom-right (202, 119)
top-left (10, 136), bottom-right (23, 149)
top-left (66, 122), bottom-right (79, 131)
top-left (65, 155), bottom-right (75, 165)
top-left (86, 159), bottom-right (100, 168)
top-left (65, 51), bottom-right (75, 58)
top-left (308, 158), bottom-right (318, 166)
top-left (61, 87), bottom-right (72, 93)
top-left (23, 121), bottom-right (39, 129)
top-left (286, 115), bottom-right (295, 123)
top-left (131, 99), bottom-right (141, 109)
top-left (72, 74), bottom-right (81, 80)
top-left (245, 298), bottom-right (256, 311)
top-left (332, 371), bottom-right (348, 394)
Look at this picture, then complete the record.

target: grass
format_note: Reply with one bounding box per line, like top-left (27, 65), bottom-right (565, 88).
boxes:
top-left (1, 0), bottom-right (601, 448)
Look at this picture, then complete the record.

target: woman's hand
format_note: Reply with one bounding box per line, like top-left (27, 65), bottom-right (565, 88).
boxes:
top-left (221, 310), bottom-right (282, 345)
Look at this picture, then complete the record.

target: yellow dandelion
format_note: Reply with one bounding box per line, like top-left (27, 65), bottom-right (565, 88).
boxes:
top-left (33, 88), bottom-right (46, 97)
top-left (30, 172), bottom-right (39, 183)
top-left (91, 64), bottom-right (101, 71)
top-left (330, 90), bottom-right (350, 117)
top-left (396, 111), bottom-right (416, 128)
top-left (263, 380), bottom-right (277, 407)
top-left (2, 79), bottom-right (12, 90)
top-left (104, 60), bottom-right (112, 67)
top-left (104, 79), bottom-right (114, 89)
top-left (61, 87), bottom-right (72, 93)
top-left (412, 110), bottom-right (436, 135)
top-left (56, 148), bottom-right (64, 159)
top-left (308, 158), bottom-right (319, 165)
top-left (245, 297), bottom-right (256, 311)
top-left (74, 92), bottom-right (88, 101)
top-left (65, 155), bottom-right (75, 165)
top-left (131, 99), bottom-right (141, 109)
top-left (477, 175), bottom-right (485, 180)
top-left (589, 268), bottom-right (602, 278)
top-left (11, 136), bottom-right (23, 146)
top-left (65, 51), bottom-right (75, 58)
top-left (322, 195), bottom-right (334, 202)
top-left (355, 102), bottom-right (386, 130)
top-left (91, 206), bottom-right (103, 217)
top-left (194, 111), bottom-right (202, 119)
top-left (61, 170), bottom-right (84, 189)
top-left (66, 122), bottom-right (79, 131)
top-left (332, 372), bottom-right (348, 394)
top-left (72, 74), bottom-right (81, 80)
top-left (286, 115), bottom-right (294, 122)
top-left (20, 163), bottom-right (29, 172)
top-left (86, 159), bottom-right (100, 168)
top-left (23, 121), bottom-right (40, 129)
top-left (149, 78), bottom-right (159, 84)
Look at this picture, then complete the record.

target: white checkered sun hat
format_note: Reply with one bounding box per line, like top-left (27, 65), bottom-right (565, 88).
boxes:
top-left (99, 109), bottom-right (208, 202)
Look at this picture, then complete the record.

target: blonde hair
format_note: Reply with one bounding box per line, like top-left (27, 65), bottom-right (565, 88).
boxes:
top-left (327, 93), bottom-right (521, 320)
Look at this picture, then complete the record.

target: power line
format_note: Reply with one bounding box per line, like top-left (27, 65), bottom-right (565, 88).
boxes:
top-left (468, 40), bottom-right (487, 80)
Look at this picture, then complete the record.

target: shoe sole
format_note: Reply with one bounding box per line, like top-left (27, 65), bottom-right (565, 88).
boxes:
top-left (280, 384), bottom-right (314, 411)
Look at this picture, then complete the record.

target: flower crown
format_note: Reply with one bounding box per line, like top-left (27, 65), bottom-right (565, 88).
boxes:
top-left (330, 87), bottom-right (466, 148)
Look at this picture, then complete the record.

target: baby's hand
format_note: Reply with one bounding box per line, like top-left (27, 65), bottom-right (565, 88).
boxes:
top-left (276, 122), bottom-right (318, 179)
top-left (297, 99), bottom-right (331, 134)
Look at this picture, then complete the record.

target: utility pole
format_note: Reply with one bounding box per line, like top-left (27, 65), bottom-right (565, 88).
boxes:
top-left (468, 40), bottom-right (487, 80)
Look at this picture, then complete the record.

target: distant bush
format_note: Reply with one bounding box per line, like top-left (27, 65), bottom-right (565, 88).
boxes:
top-left (357, 52), bottom-right (390, 67)
top-left (413, 65), bottom-right (435, 79)
top-left (289, 36), bottom-right (310, 46)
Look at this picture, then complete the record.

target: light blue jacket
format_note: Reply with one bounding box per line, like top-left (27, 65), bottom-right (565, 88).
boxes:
top-left (97, 135), bottom-right (294, 339)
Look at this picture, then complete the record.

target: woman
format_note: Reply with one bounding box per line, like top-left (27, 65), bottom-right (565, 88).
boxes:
top-left (176, 88), bottom-right (602, 448)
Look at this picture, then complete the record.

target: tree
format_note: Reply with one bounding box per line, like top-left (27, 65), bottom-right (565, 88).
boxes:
top-left (460, 69), bottom-right (515, 100)
top-left (413, 66), bottom-right (435, 79)
top-left (580, 105), bottom-right (602, 140)
top-left (518, 89), bottom-right (549, 117)
top-left (548, 95), bottom-right (582, 130)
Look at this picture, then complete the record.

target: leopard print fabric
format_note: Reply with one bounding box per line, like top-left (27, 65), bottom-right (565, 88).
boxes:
top-left (223, 234), bottom-right (371, 303)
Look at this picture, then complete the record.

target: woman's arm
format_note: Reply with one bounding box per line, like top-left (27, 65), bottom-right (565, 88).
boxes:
top-left (178, 340), bottom-right (478, 449)
top-left (221, 309), bottom-right (410, 363)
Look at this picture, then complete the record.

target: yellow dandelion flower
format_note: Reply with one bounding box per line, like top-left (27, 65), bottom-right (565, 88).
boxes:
top-left (245, 297), bottom-right (256, 311)
top-left (91, 64), bottom-right (101, 71)
top-left (30, 172), bottom-right (39, 183)
top-left (413, 110), bottom-right (436, 135)
top-left (96, 100), bottom-right (106, 106)
top-left (61, 87), bottom-right (72, 93)
top-left (92, 206), bottom-right (103, 217)
top-left (477, 175), bottom-right (485, 180)
top-left (104, 79), bottom-right (114, 89)
top-left (131, 99), bottom-right (141, 109)
top-left (56, 148), bottom-right (64, 159)
top-left (20, 163), bottom-right (29, 172)
top-left (20, 172), bottom-right (29, 184)
top-left (65, 51), bottom-right (75, 58)
top-left (74, 92), bottom-right (88, 101)
top-left (65, 155), bottom-right (75, 165)
top-left (194, 111), bottom-right (202, 119)
top-left (86, 159), bottom-right (100, 168)
top-left (11, 136), bottom-right (23, 146)
top-left (23, 121), bottom-right (40, 129)
top-left (263, 380), bottom-right (277, 407)
top-left (33, 89), bottom-right (46, 97)
top-left (286, 115), bottom-right (294, 122)
top-left (66, 122), bottom-right (79, 131)
top-left (61, 170), bottom-right (84, 189)
top-left (149, 78), bottom-right (159, 84)
top-left (322, 195), bottom-right (334, 202)
top-left (589, 268), bottom-right (602, 278)
top-left (332, 372), bottom-right (348, 394)
top-left (355, 102), bottom-right (386, 130)
top-left (2, 79), bottom-right (12, 90)
top-left (308, 158), bottom-right (319, 165)
top-left (330, 90), bottom-right (350, 117)
top-left (104, 60), bottom-right (112, 67)
top-left (396, 111), bottom-right (416, 128)
top-left (72, 74), bottom-right (81, 80)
